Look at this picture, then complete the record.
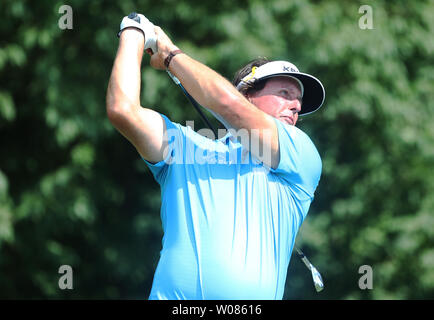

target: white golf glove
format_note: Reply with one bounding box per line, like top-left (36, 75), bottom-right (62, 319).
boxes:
top-left (118, 12), bottom-right (158, 54)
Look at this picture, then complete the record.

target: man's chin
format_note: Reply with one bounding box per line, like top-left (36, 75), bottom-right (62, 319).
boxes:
top-left (278, 117), bottom-right (295, 126)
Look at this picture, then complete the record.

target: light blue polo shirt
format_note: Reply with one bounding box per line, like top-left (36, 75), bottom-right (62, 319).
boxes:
top-left (144, 114), bottom-right (321, 300)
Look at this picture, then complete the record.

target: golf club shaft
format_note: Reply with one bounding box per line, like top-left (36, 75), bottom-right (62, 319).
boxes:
top-left (166, 70), bottom-right (218, 138)
top-left (295, 247), bottom-right (313, 270)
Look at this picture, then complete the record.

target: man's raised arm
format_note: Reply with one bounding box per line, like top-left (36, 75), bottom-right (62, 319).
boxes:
top-left (106, 28), bottom-right (168, 163)
top-left (107, 13), bottom-right (280, 168)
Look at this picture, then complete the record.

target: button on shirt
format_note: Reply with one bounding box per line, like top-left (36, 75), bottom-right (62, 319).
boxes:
top-left (144, 114), bottom-right (322, 300)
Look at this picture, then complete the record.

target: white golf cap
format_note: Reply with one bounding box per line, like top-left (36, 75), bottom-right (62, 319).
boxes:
top-left (236, 61), bottom-right (325, 116)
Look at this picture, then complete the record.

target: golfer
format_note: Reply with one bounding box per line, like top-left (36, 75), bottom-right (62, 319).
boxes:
top-left (106, 13), bottom-right (325, 300)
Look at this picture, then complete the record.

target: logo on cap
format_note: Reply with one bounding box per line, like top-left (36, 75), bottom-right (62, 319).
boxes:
top-left (283, 65), bottom-right (297, 72)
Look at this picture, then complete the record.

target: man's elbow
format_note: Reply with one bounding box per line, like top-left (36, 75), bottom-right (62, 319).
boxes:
top-left (106, 99), bottom-right (134, 128)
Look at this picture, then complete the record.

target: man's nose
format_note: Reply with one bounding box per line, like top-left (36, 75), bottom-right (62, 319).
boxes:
top-left (289, 98), bottom-right (302, 113)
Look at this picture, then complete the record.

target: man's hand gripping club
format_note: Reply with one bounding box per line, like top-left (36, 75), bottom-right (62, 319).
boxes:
top-left (118, 12), bottom-right (180, 70)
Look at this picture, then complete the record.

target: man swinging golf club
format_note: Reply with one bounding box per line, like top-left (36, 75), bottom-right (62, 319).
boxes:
top-left (106, 12), bottom-right (325, 299)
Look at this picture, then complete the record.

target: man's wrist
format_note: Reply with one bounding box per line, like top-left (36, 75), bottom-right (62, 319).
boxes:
top-left (165, 50), bottom-right (183, 69)
top-left (120, 28), bottom-right (145, 45)
top-left (162, 46), bottom-right (182, 68)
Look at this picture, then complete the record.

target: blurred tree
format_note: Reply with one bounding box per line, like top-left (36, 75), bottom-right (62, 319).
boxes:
top-left (0, 0), bottom-right (433, 299)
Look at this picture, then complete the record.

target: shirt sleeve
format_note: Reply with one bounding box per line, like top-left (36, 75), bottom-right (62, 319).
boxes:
top-left (142, 114), bottom-right (185, 186)
top-left (143, 113), bottom-right (212, 186)
top-left (269, 118), bottom-right (322, 200)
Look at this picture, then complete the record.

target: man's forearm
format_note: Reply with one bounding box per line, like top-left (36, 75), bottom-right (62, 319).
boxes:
top-left (106, 29), bottom-right (145, 111)
top-left (167, 53), bottom-right (255, 129)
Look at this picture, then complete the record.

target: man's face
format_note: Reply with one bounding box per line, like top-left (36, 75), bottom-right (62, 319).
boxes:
top-left (247, 76), bottom-right (302, 126)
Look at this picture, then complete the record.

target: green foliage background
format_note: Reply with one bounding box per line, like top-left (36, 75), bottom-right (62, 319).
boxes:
top-left (1, 0), bottom-right (433, 299)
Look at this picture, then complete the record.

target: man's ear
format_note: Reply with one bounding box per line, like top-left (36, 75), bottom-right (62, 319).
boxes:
top-left (245, 92), bottom-right (253, 103)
